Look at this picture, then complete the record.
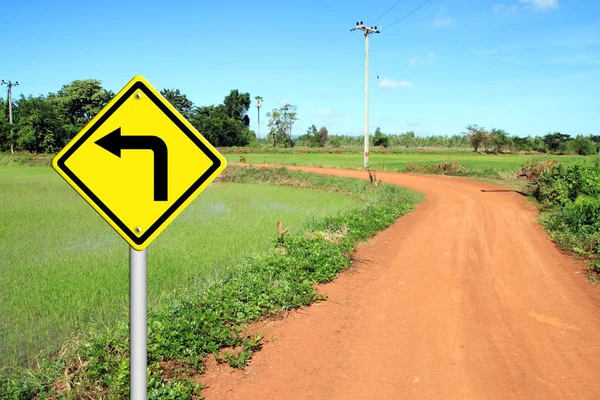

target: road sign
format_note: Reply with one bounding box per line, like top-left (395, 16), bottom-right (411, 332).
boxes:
top-left (52, 76), bottom-right (227, 250)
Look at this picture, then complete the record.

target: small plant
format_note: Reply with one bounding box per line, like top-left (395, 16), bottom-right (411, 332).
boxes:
top-left (239, 155), bottom-right (247, 163)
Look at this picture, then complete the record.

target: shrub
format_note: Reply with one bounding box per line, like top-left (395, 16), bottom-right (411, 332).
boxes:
top-left (533, 161), bottom-right (600, 208)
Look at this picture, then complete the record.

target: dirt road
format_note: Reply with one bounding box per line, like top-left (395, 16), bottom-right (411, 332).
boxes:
top-left (202, 167), bottom-right (600, 399)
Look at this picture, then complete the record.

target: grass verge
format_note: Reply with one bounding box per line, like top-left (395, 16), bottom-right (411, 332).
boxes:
top-left (0, 166), bottom-right (422, 399)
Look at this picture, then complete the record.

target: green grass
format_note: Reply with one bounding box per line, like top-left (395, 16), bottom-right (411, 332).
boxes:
top-left (0, 166), bottom-right (360, 369)
top-left (226, 152), bottom-right (598, 175)
top-left (1, 166), bottom-right (422, 399)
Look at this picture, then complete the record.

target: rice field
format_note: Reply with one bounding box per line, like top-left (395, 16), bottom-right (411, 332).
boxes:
top-left (0, 166), bottom-right (360, 368)
top-left (225, 152), bottom-right (598, 173)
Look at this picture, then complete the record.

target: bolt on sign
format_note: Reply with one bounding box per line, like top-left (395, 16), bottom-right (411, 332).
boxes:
top-left (52, 76), bottom-right (227, 250)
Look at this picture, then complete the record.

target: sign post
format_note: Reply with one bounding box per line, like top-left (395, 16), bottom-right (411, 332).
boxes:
top-left (52, 76), bottom-right (226, 398)
top-left (130, 247), bottom-right (147, 400)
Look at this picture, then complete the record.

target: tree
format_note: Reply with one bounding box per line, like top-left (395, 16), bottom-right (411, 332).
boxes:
top-left (266, 104), bottom-right (297, 147)
top-left (543, 132), bottom-right (571, 154)
top-left (317, 126), bottom-right (328, 147)
top-left (51, 79), bottom-right (114, 129)
top-left (223, 90), bottom-right (251, 122)
top-left (465, 125), bottom-right (487, 152)
top-left (298, 125), bottom-right (329, 147)
top-left (280, 103), bottom-right (298, 140)
top-left (190, 105), bottom-right (254, 147)
top-left (570, 135), bottom-right (596, 155)
top-left (589, 135), bottom-right (600, 153)
top-left (298, 125), bottom-right (318, 147)
top-left (160, 88), bottom-right (194, 120)
top-left (490, 128), bottom-right (510, 153)
top-left (372, 127), bottom-right (390, 148)
top-left (266, 108), bottom-right (286, 147)
top-left (13, 95), bottom-right (65, 153)
top-left (0, 98), bottom-right (11, 152)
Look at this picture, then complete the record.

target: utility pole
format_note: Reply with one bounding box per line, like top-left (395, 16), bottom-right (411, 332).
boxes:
top-left (1, 80), bottom-right (19, 154)
top-left (255, 96), bottom-right (263, 139)
top-left (350, 22), bottom-right (379, 169)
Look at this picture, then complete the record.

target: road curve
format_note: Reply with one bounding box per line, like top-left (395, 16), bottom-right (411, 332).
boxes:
top-left (202, 166), bottom-right (600, 400)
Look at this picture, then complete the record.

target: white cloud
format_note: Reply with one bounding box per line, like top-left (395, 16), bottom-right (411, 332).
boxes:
top-left (493, 3), bottom-right (519, 13)
top-left (406, 120), bottom-right (421, 127)
top-left (434, 6), bottom-right (452, 28)
top-left (519, 0), bottom-right (559, 11)
top-left (378, 78), bottom-right (414, 89)
top-left (409, 57), bottom-right (421, 66)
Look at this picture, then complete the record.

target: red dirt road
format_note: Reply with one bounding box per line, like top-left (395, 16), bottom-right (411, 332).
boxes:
top-left (202, 167), bottom-right (600, 399)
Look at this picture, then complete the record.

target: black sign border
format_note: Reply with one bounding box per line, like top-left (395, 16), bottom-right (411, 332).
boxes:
top-left (56, 80), bottom-right (221, 246)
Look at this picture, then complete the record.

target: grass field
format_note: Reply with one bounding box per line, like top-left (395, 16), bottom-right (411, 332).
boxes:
top-left (226, 152), bottom-right (598, 174)
top-left (0, 166), bottom-right (360, 369)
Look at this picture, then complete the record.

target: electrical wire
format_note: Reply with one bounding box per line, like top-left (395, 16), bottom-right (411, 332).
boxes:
top-left (381, 0), bottom-right (434, 31)
top-left (372, 0), bottom-right (406, 25)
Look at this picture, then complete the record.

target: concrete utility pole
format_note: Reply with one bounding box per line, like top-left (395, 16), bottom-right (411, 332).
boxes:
top-left (350, 22), bottom-right (379, 169)
top-left (255, 96), bottom-right (263, 139)
top-left (1, 80), bottom-right (19, 154)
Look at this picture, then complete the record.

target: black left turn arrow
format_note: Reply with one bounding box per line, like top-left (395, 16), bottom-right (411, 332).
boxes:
top-left (95, 127), bottom-right (168, 201)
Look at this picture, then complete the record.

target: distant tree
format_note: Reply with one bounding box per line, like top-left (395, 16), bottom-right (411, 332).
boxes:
top-left (543, 132), bottom-right (571, 154)
top-left (298, 125), bottom-right (329, 147)
top-left (317, 126), bottom-right (328, 147)
top-left (223, 90), bottom-right (251, 121)
top-left (589, 134), bottom-right (600, 153)
top-left (298, 125), bottom-right (318, 147)
top-left (266, 104), bottom-right (297, 147)
top-left (280, 103), bottom-right (298, 140)
top-left (190, 104), bottom-right (254, 147)
top-left (465, 124), bottom-right (487, 152)
top-left (51, 79), bottom-right (114, 131)
top-left (569, 135), bottom-right (596, 155)
top-left (490, 128), bottom-right (510, 153)
top-left (160, 88), bottom-right (194, 120)
top-left (13, 95), bottom-right (65, 153)
top-left (373, 127), bottom-right (390, 148)
top-left (0, 98), bottom-right (11, 152)
top-left (266, 108), bottom-right (288, 147)
top-left (512, 135), bottom-right (531, 152)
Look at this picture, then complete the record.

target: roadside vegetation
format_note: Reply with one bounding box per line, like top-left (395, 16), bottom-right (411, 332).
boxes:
top-left (519, 160), bottom-right (600, 275)
top-left (0, 166), bottom-right (421, 399)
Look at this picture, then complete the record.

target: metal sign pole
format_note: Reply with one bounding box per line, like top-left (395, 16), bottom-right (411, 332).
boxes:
top-left (130, 247), bottom-right (147, 399)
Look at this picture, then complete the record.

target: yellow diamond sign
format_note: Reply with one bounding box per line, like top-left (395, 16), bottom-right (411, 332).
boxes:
top-left (52, 76), bottom-right (227, 250)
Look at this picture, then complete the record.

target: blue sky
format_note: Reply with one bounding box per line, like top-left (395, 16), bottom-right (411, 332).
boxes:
top-left (2, 0), bottom-right (599, 138)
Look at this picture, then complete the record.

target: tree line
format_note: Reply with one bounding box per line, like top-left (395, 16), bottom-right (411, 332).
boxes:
top-left (323, 126), bottom-right (599, 155)
top-left (0, 79), bottom-right (257, 153)
top-left (1, 79), bottom-right (598, 155)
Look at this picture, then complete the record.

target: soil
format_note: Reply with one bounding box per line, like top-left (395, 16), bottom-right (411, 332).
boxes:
top-left (201, 166), bottom-right (600, 399)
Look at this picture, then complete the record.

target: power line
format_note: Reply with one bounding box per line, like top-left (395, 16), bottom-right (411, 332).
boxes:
top-left (382, 0), bottom-right (434, 31)
top-left (372, 0), bottom-right (406, 25)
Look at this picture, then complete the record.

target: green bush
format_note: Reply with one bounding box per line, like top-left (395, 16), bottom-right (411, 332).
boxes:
top-left (533, 161), bottom-right (600, 208)
top-left (525, 160), bottom-right (600, 271)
